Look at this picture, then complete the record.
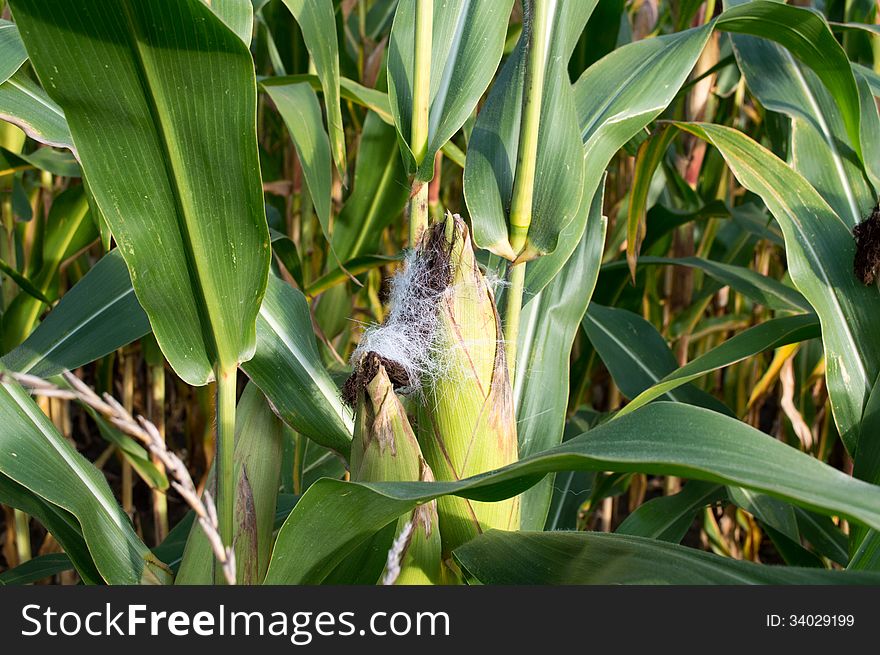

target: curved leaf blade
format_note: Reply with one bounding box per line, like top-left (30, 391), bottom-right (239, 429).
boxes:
top-left (455, 531), bottom-right (880, 585)
top-left (243, 275), bottom-right (353, 456)
top-left (281, 0), bottom-right (346, 179)
top-left (263, 81), bottom-right (333, 241)
top-left (464, 0), bottom-right (592, 260)
top-left (390, 0), bottom-right (515, 181)
top-left (11, 0), bottom-right (270, 384)
top-left (676, 121), bottom-right (880, 454)
top-left (583, 303), bottom-right (731, 414)
top-left (265, 402), bottom-right (880, 583)
top-left (515, 184), bottom-right (606, 530)
top-left (0, 376), bottom-right (166, 584)
top-left (2, 250), bottom-right (150, 378)
top-left (0, 19), bottom-right (27, 85)
top-left (618, 313), bottom-right (820, 418)
top-left (0, 70), bottom-right (73, 151)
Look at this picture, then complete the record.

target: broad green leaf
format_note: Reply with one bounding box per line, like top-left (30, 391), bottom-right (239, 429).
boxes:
top-left (0, 375), bottom-right (168, 584)
top-left (732, 34), bottom-right (874, 226)
top-left (454, 531), bottom-right (880, 585)
top-left (12, 0), bottom-right (270, 384)
top-left (2, 250), bottom-right (150, 378)
top-left (602, 256), bottom-right (811, 313)
top-left (389, 0), bottom-right (514, 182)
top-left (515, 184), bottom-right (606, 531)
top-left (263, 81), bottom-right (332, 240)
top-left (0, 19), bottom-right (27, 84)
top-left (617, 313), bottom-right (820, 418)
top-left (0, 553), bottom-right (73, 585)
top-left (854, 62), bottom-right (880, 96)
top-left (176, 383), bottom-right (283, 584)
top-left (207, 0), bottom-right (253, 44)
top-left (676, 122), bottom-right (880, 455)
top-left (280, 0), bottom-right (346, 179)
top-left (582, 303), bottom-right (731, 414)
top-left (265, 402), bottom-right (880, 583)
top-left (464, 0), bottom-right (593, 260)
top-left (617, 481), bottom-right (724, 543)
top-left (330, 111), bottom-right (409, 262)
top-left (0, 70), bottom-right (72, 151)
top-left (243, 275), bottom-right (353, 456)
top-left (717, 1), bottom-right (863, 161)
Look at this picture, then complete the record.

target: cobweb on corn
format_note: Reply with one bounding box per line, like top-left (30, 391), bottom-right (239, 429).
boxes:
top-left (350, 243), bottom-right (450, 395)
top-left (348, 214), bottom-right (506, 401)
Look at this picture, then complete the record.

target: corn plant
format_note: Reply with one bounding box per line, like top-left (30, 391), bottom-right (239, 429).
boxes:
top-left (1, 0), bottom-right (880, 586)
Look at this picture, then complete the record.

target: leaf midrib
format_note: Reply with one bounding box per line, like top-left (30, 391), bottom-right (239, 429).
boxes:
top-left (119, 0), bottom-right (222, 370)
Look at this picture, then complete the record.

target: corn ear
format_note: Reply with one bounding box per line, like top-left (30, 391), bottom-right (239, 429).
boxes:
top-left (350, 356), bottom-right (442, 585)
top-left (417, 215), bottom-right (519, 555)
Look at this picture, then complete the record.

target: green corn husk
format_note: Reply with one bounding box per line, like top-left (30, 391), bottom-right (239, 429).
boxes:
top-left (416, 215), bottom-right (520, 556)
top-left (350, 356), bottom-right (443, 585)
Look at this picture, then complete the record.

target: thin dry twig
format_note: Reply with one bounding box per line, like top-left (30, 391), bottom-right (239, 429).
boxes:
top-left (1, 369), bottom-right (237, 584)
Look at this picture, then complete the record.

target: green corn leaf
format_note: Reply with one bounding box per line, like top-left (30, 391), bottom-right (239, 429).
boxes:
top-left (263, 81), bottom-right (333, 242)
top-left (0, 552), bottom-right (73, 585)
top-left (515, 183), bottom-right (606, 531)
top-left (264, 402), bottom-right (880, 583)
top-left (330, 111), bottom-right (409, 263)
top-left (732, 33), bottom-right (875, 226)
top-left (0, 472), bottom-right (101, 584)
top-left (1, 254), bottom-right (353, 456)
top-left (2, 186), bottom-right (96, 350)
top-left (617, 313), bottom-right (820, 418)
top-left (794, 508), bottom-right (849, 566)
top-left (208, 0), bottom-right (253, 44)
top-left (0, 19), bottom-right (27, 85)
top-left (617, 481), bottom-right (724, 543)
top-left (244, 275), bottom-right (354, 456)
top-left (602, 256), bottom-right (811, 313)
top-left (717, 1), bottom-right (862, 161)
top-left (675, 122), bottom-right (880, 456)
top-left (526, 24), bottom-right (713, 294)
top-left (464, 0), bottom-right (594, 260)
top-left (454, 531), bottom-right (880, 585)
top-left (0, 375), bottom-right (168, 584)
top-left (280, 0), bottom-right (346, 180)
top-left (389, 0), bottom-right (514, 182)
top-left (0, 70), bottom-right (72, 151)
top-left (11, 0), bottom-right (270, 385)
top-left (176, 383), bottom-right (283, 584)
top-left (262, 74), bottom-right (393, 125)
top-left (626, 126), bottom-right (676, 280)
top-left (728, 486), bottom-right (800, 543)
top-left (582, 303), bottom-right (732, 415)
top-left (2, 250), bottom-right (150, 378)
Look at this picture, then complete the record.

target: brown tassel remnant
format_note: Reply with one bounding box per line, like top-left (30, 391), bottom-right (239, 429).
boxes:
top-left (853, 203), bottom-right (880, 285)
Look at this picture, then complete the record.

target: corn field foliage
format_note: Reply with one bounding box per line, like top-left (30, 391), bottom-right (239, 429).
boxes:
top-left (2, 0), bottom-right (880, 586)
